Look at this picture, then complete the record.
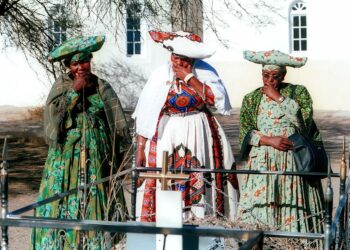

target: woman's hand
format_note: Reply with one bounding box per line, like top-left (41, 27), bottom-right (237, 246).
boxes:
top-left (262, 85), bottom-right (283, 103)
top-left (136, 148), bottom-right (146, 167)
top-left (72, 76), bottom-right (91, 92)
top-left (172, 60), bottom-right (192, 81)
top-left (136, 135), bottom-right (147, 166)
top-left (260, 135), bottom-right (293, 151)
top-left (136, 149), bottom-right (146, 188)
top-left (136, 135), bottom-right (147, 187)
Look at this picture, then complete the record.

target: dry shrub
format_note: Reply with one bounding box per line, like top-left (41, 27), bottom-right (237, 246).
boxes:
top-left (27, 106), bottom-right (44, 121)
top-left (184, 216), bottom-right (323, 250)
top-left (114, 216), bottom-right (322, 249)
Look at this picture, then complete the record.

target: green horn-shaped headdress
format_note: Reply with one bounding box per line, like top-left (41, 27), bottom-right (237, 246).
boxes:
top-left (48, 35), bottom-right (105, 62)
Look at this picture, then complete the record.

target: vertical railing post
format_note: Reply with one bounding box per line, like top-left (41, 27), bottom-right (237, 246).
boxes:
top-left (131, 119), bottom-right (138, 220)
top-left (33, 208), bottom-right (36, 249)
top-left (324, 155), bottom-right (333, 250)
top-left (1, 137), bottom-right (9, 250)
top-left (335, 137), bottom-right (347, 249)
top-left (346, 144), bottom-right (350, 250)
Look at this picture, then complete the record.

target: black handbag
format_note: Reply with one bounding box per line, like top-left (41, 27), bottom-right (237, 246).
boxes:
top-left (287, 85), bottom-right (328, 178)
top-left (288, 133), bottom-right (328, 178)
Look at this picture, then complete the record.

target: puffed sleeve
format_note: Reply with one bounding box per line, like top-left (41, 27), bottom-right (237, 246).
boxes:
top-left (193, 60), bottom-right (232, 115)
top-left (239, 93), bottom-right (260, 159)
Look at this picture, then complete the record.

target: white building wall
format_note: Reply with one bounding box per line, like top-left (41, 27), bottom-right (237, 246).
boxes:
top-left (0, 48), bottom-right (50, 107)
top-left (0, 0), bottom-right (349, 110)
top-left (202, 0), bottom-right (350, 110)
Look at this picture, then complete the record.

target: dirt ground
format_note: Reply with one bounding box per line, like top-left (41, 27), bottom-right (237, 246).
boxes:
top-left (0, 106), bottom-right (349, 249)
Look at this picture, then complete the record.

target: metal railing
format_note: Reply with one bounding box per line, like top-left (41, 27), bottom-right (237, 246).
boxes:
top-left (0, 135), bottom-right (349, 249)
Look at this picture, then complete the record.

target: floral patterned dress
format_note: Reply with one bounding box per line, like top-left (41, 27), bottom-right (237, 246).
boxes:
top-left (136, 82), bottom-right (236, 222)
top-left (238, 94), bottom-right (324, 233)
top-left (31, 90), bottom-right (124, 249)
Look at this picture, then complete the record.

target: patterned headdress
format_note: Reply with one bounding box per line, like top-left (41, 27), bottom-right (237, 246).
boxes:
top-left (149, 30), bottom-right (215, 59)
top-left (48, 35), bottom-right (105, 62)
top-left (243, 50), bottom-right (307, 73)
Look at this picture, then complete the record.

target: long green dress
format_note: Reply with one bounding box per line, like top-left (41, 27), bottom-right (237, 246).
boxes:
top-left (238, 84), bottom-right (324, 237)
top-left (32, 89), bottom-right (125, 249)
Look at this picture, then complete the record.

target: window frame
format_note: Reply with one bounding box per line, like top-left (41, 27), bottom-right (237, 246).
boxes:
top-left (126, 3), bottom-right (142, 56)
top-left (48, 4), bottom-right (67, 51)
top-left (289, 1), bottom-right (307, 53)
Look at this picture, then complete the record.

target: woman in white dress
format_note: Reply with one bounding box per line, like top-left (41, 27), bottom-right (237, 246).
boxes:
top-left (132, 30), bottom-right (239, 222)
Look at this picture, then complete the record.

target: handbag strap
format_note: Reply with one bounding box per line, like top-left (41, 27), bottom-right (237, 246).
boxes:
top-left (289, 84), bottom-right (310, 137)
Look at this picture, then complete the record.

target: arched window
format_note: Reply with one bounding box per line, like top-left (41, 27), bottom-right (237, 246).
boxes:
top-left (290, 1), bottom-right (307, 52)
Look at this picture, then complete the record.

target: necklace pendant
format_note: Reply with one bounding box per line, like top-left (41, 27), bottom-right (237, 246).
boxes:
top-left (174, 81), bottom-right (183, 94)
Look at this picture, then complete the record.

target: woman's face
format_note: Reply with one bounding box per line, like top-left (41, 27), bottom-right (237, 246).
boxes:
top-left (69, 60), bottom-right (91, 78)
top-left (171, 54), bottom-right (193, 68)
top-left (262, 70), bottom-right (285, 88)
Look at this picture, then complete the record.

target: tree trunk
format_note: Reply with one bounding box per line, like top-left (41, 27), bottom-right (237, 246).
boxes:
top-left (171, 0), bottom-right (203, 38)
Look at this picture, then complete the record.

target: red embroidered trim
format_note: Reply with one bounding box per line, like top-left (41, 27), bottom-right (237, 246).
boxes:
top-left (149, 30), bottom-right (202, 43)
top-left (169, 145), bottom-right (204, 207)
top-left (140, 110), bottom-right (225, 221)
top-left (140, 133), bottom-right (158, 222)
top-left (205, 112), bottom-right (225, 216)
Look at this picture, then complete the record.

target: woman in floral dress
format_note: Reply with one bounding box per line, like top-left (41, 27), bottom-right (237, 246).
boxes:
top-left (133, 31), bottom-right (239, 222)
top-left (238, 50), bottom-right (324, 235)
top-left (31, 36), bottom-right (129, 249)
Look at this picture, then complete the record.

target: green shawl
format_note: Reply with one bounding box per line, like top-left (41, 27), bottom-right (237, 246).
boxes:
top-left (239, 82), bottom-right (322, 160)
top-left (44, 73), bottom-right (130, 153)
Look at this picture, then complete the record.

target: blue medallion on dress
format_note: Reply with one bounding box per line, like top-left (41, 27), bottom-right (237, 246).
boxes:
top-left (166, 89), bottom-right (198, 113)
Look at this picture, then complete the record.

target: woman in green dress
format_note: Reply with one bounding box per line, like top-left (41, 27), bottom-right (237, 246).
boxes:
top-left (238, 50), bottom-right (324, 236)
top-left (31, 36), bottom-right (130, 249)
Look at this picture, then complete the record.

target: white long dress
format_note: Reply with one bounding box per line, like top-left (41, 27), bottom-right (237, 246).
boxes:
top-left (135, 81), bottom-right (238, 222)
